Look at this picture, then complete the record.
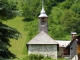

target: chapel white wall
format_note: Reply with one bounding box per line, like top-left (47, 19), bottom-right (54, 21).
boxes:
top-left (28, 44), bottom-right (58, 59)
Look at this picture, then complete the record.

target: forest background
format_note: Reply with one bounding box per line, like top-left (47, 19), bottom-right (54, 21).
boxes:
top-left (0, 0), bottom-right (80, 59)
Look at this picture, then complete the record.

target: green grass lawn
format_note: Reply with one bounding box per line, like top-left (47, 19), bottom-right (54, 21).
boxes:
top-left (3, 17), bottom-right (29, 60)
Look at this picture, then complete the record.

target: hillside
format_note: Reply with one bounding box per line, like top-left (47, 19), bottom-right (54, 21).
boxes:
top-left (0, 0), bottom-right (80, 59)
top-left (3, 17), bottom-right (27, 59)
top-left (6, 0), bottom-right (80, 40)
top-left (48, 0), bottom-right (80, 40)
top-left (3, 16), bottom-right (38, 59)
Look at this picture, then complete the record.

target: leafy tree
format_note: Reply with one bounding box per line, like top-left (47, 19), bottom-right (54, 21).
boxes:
top-left (70, 3), bottom-right (80, 14)
top-left (24, 20), bottom-right (38, 40)
top-left (48, 7), bottom-right (66, 40)
top-left (47, 0), bottom-right (80, 40)
top-left (0, 0), bottom-right (18, 20)
top-left (22, 0), bottom-right (41, 19)
top-left (60, 10), bottom-right (80, 33)
top-left (22, 0), bottom-right (63, 19)
top-left (61, 1), bottom-right (72, 9)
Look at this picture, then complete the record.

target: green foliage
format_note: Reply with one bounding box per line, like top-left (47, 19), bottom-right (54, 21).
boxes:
top-left (21, 0), bottom-right (41, 19)
top-left (23, 54), bottom-right (67, 60)
top-left (41, 56), bottom-right (53, 60)
top-left (23, 54), bottom-right (44, 60)
top-left (61, 1), bottom-right (72, 9)
top-left (48, 0), bottom-right (80, 40)
top-left (0, 56), bottom-right (5, 60)
top-left (70, 3), bottom-right (80, 14)
top-left (57, 58), bottom-right (67, 60)
top-left (1, 0), bottom-right (80, 59)
top-left (0, 0), bottom-right (20, 58)
top-left (24, 18), bottom-right (38, 40)
top-left (21, 0), bottom-right (64, 19)
top-left (4, 17), bottom-right (28, 59)
top-left (0, 22), bottom-right (21, 59)
top-left (60, 10), bottom-right (80, 33)
top-left (0, 0), bottom-right (18, 20)
top-left (41, 58), bottom-right (53, 60)
top-left (48, 7), bottom-right (66, 40)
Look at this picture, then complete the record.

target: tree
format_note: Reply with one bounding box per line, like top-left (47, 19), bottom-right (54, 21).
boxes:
top-left (0, 0), bottom-right (20, 59)
top-left (21, 0), bottom-right (41, 19)
top-left (60, 10), bottom-right (80, 33)
top-left (70, 3), bottom-right (80, 14)
top-left (0, 22), bottom-right (20, 59)
top-left (48, 0), bottom-right (80, 39)
top-left (22, 0), bottom-right (61, 19)
top-left (0, 0), bottom-right (18, 20)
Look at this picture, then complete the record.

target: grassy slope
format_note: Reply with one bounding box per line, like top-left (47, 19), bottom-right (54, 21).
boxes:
top-left (2, 12), bottom-right (71, 60)
top-left (3, 17), bottom-right (29, 60)
top-left (2, 1), bottom-right (71, 59)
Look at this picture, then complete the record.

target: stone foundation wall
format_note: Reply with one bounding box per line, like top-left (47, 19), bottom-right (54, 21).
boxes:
top-left (28, 44), bottom-right (57, 59)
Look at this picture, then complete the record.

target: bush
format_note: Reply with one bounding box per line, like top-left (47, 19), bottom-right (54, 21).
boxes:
top-left (57, 58), bottom-right (67, 60)
top-left (23, 54), bottom-right (67, 60)
top-left (41, 57), bottom-right (53, 60)
top-left (23, 54), bottom-right (44, 60)
top-left (28, 54), bottom-right (44, 60)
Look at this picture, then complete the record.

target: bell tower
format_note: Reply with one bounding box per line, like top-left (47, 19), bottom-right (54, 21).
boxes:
top-left (38, 0), bottom-right (48, 33)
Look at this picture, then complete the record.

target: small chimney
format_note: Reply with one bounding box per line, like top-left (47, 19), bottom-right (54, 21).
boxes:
top-left (71, 32), bottom-right (77, 39)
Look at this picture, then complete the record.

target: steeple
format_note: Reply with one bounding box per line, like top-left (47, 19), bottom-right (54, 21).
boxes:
top-left (38, 0), bottom-right (48, 33)
top-left (38, 0), bottom-right (48, 18)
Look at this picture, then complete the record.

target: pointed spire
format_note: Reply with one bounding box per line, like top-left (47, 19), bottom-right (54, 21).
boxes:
top-left (41, 0), bottom-right (45, 14)
top-left (42, 0), bottom-right (44, 9)
top-left (38, 0), bottom-right (48, 18)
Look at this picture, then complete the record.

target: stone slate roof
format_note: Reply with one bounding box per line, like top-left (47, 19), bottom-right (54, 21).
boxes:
top-left (27, 31), bottom-right (58, 45)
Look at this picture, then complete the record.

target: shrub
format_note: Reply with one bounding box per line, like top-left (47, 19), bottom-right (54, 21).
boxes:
top-left (58, 58), bottom-right (67, 60)
top-left (23, 54), bottom-right (65, 60)
top-left (41, 57), bottom-right (53, 60)
top-left (23, 54), bottom-right (44, 60)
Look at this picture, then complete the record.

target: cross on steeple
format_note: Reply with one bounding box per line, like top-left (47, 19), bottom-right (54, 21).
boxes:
top-left (42, 0), bottom-right (44, 9)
